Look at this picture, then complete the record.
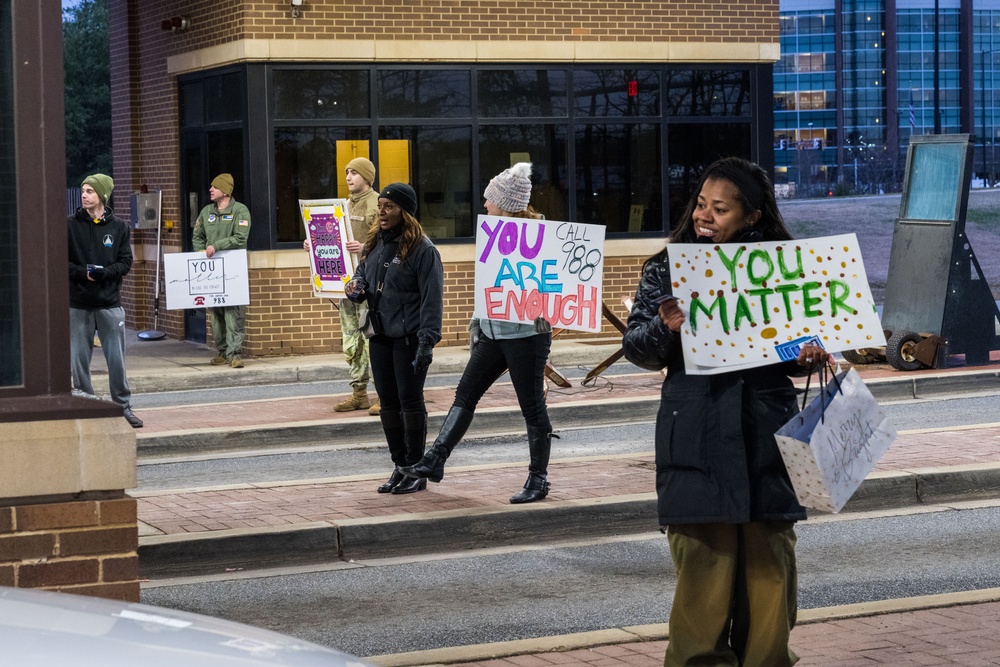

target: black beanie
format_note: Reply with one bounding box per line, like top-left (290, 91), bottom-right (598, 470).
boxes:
top-left (380, 183), bottom-right (418, 216)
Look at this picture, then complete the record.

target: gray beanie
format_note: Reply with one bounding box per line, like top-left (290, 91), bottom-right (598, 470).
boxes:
top-left (484, 162), bottom-right (532, 214)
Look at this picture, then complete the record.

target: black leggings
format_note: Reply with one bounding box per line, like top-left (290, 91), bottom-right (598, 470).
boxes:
top-left (452, 332), bottom-right (551, 430)
top-left (368, 333), bottom-right (429, 414)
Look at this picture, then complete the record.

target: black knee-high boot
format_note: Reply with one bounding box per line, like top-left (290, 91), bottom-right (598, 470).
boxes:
top-left (399, 406), bottom-right (475, 482)
top-left (510, 426), bottom-right (556, 504)
top-left (377, 410), bottom-right (406, 493)
top-left (393, 411), bottom-right (428, 494)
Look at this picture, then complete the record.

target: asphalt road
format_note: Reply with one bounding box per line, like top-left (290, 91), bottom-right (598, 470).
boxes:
top-left (136, 392), bottom-right (1000, 491)
top-left (141, 503), bottom-right (1000, 658)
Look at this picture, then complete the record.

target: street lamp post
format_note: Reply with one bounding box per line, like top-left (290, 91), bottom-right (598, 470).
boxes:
top-left (982, 49), bottom-right (996, 188)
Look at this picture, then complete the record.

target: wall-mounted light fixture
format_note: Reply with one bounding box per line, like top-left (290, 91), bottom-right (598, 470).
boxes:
top-left (160, 16), bottom-right (190, 33)
top-left (291, 0), bottom-right (303, 19)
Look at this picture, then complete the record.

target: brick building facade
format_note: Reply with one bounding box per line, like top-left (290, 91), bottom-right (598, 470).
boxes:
top-left (111, 1), bottom-right (779, 356)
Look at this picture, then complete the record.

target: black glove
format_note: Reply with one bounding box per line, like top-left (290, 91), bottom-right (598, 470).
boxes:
top-left (413, 340), bottom-right (434, 374)
top-left (88, 266), bottom-right (107, 281)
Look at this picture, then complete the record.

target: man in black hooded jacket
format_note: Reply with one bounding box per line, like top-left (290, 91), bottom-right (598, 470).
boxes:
top-left (67, 173), bottom-right (143, 428)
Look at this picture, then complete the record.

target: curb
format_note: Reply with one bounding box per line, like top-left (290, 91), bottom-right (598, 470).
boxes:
top-left (363, 588), bottom-right (1000, 666)
top-left (137, 464), bottom-right (1000, 579)
top-left (134, 369), bottom-right (1000, 458)
top-left (134, 397), bottom-right (662, 457)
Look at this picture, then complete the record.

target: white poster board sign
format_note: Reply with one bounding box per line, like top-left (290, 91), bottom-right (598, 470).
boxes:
top-left (666, 234), bottom-right (885, 375)
top-left (300, 198), bottom-right (357, 298)
top-left (164, 249), bottom-right (250, 310)
top-left (473, 215), bottom-right (605, 333)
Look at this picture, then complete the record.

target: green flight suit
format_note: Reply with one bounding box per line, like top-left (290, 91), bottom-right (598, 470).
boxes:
top-left (193, 198), bottom-right (251, 359)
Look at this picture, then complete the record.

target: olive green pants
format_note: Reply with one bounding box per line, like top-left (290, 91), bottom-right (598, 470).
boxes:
top-left (209, 305), bottom-right (245, 359)
top-left (664, 522), bottom-right (799, 667)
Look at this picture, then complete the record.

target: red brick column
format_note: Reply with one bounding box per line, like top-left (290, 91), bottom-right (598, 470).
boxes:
top-left (0, 497), bottom-right (139, 601)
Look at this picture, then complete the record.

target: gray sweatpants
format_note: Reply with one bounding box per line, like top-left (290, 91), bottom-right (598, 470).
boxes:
top-left (70, 306), bottom-right (132, 408)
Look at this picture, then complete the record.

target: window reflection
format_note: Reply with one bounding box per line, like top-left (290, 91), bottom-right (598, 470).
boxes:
top-left (378, 70), bottom-right (471, 118)
top-left (274, 70), bottom-right (369, 120)
top-left (204, 72), bottom-right (243, 124)
top-left (477, 70), bottom-right (568, 118)
top-left (479, 124), bottom-right (568, 222)
top-left (379, 126), bottom-right (472, 237)
top-left (666, 123), bottom-right (752, 229)
top-left (665, 70), bottom-right (751, 116)
top-left (275, 127), bottom-right (369, 243)
top-left (574, 124), bottom-right (661, 233)
top-left (574, 69), bottom-right (659, 117)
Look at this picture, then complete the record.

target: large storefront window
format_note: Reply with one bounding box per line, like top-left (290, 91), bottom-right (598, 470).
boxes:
top-left (478, 69), bottom-right (568, 118)
top-left (479, 124), bottom-right (568, 221)
top-left (379, 125), bottom-right (472, 238)
top-left (275, 127), bottom-right (370, 242)
top-left (574, 69), bottom-right (660, 117)
top-left (274, 69), bottom-right (370, 119)
top-left (0, 0), bottom-right (20, 386)
top-left (575, 124), bottom-right (661, 232)
top-left (667, 123), bottom-right (753, 229)
top-left (378, 69), bottom-right (471, 118)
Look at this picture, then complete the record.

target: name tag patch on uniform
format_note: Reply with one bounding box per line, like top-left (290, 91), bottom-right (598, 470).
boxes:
top-left (222, 214), bottom-right (234, 221)
top-left (238, 219), bottom-right (249, 226)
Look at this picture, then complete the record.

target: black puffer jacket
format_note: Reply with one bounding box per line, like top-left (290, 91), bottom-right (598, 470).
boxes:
top-left (67, 207), bottom-right (133, 309)
top-left (352, 228), bottom-right (443, 345)
top-left (623, 248), bottom-right (806, 526)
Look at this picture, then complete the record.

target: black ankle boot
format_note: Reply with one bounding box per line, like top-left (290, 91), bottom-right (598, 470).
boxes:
top-left (510, 472), bottom-right (550, 504)
top-left (509, 427), bottom-right (557, 503)
top-left (391, 476), bottom-right (427, 494)
top-left (400, 406), bottom-right (474, 482)
top-left (377, 468), bottom-right (405, 494)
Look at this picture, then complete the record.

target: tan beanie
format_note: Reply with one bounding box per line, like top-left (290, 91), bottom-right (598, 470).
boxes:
top-left (211, 173), bottom-right (235, 196)
top-left (346, 157), bottom-right (376, 187)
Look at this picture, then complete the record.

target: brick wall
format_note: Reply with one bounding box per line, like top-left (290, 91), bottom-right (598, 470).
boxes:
top-left (0, 497), bottom-right (139, 602)
top-left (154, 1), bottom-right (778, 47)
top-left (239, 255), bottom-right (645, 356)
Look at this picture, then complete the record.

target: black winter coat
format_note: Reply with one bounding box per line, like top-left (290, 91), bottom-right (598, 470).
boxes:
top-left (67, 207), bottom-right (133, 309)
top-left (352, 228), bottom-right (444, 345)
top-left (623, 249), bottom-right (807, 526)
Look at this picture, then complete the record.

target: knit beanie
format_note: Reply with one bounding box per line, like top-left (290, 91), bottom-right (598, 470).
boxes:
top-left (82, 174), bottom-right (114, 204)
top-left (346, 157), bottom-right (376, 187)
top-left (380, 183), bottom-right (418, 216)
top-left (211, 173), bottom-right (235, 196)
top-left (484, 162), bottom-right (532, 214)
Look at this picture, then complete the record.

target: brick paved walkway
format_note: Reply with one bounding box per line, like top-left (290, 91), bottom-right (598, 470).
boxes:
top-left (444, 601), bottom-right (1000, 666)
top-left (134, 419), bottom-right (1000, 537)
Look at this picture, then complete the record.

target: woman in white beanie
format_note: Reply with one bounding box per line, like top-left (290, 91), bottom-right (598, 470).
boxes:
top-left (400, 162), bottom-right (556, 504)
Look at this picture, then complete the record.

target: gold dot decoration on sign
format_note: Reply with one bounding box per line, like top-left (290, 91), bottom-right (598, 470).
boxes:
top-left (761, 327), bottom-right (777, 339)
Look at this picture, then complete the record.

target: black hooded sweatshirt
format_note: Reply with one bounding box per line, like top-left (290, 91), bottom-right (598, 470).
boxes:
top-left (67, 206), bottom-right (133, 309)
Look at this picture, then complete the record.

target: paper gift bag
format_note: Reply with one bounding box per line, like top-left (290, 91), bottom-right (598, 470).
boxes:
top-left (774, 367), bottom-right (898, 513)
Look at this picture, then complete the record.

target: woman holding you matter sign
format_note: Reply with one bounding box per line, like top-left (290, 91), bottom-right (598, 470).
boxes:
top-left (623, 157), bottom-right (830, 667)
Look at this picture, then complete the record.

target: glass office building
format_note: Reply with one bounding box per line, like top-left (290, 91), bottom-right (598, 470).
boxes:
top-left (776, 0), bottom-right (999, 194)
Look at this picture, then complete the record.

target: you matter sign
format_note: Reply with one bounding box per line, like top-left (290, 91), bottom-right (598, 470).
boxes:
top-left (666, 233), bottom-right (884, 374)
top-left (163, 249), bottom-right (250, 310)
top-left (473, 215), bottom-right (605, 333)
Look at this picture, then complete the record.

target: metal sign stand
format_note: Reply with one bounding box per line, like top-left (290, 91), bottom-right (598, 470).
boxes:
top-left (137, 190), bottom-right (166, 341)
